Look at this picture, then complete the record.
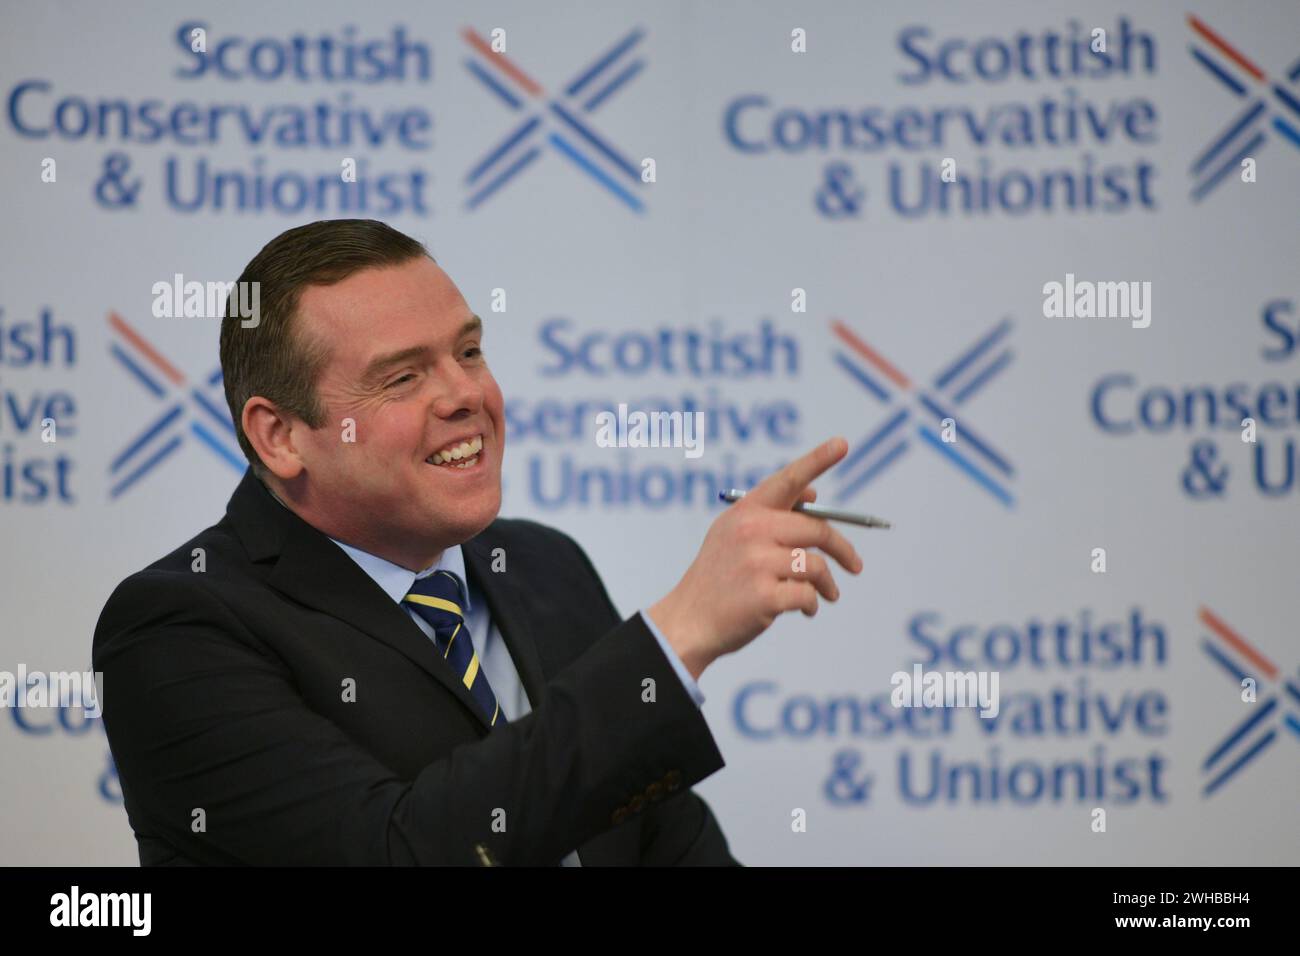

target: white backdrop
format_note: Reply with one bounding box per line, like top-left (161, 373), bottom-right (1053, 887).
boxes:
top-left (1, 0), bottom-right (1297, 865)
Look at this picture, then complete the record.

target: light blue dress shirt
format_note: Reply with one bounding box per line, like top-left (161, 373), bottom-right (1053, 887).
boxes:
top-left (326, 535), bottom-right (705, 866)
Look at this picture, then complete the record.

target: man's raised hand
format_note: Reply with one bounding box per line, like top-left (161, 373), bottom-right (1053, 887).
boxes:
top-left (648, 437), bottom-right (865, 680)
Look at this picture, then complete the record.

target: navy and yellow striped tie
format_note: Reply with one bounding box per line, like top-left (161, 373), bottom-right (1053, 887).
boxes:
top-left (402, 570), bottom-right (506, 729)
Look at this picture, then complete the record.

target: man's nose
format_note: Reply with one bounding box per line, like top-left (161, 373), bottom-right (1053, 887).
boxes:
top-left (431, 359), bottom-right (484, 419)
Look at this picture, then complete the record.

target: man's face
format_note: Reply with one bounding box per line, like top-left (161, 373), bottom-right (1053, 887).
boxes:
top-left (286, 256), bottom-right (505, 568)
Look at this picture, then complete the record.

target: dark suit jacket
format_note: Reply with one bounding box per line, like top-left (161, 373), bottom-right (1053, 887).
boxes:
top-left (92, 468), bottom-right (739, 866)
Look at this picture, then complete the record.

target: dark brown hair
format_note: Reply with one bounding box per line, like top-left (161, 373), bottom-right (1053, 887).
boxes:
top-left (220, 219), bottom-right (430, 472)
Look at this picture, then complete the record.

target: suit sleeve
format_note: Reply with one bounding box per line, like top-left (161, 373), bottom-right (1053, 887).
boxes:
top-left (93, 570), bottom-right (727, 866)
top-left (563, 532), bottom-right (742, 866)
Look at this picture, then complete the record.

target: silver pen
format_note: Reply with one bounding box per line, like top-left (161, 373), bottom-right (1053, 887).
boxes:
top-left (718, 489), bottom-right (892, 529)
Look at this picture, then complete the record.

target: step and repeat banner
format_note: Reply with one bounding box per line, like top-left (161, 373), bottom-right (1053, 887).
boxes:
top-left (1, 1), bottom-right (1297, 865)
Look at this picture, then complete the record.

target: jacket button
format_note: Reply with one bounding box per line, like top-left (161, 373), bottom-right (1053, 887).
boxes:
top-left (611, 806), bottom-right (630, 825)
top-left (664, 769), bottom-right (682, 791)
top-left (646, 782), bottom-right (665, 801)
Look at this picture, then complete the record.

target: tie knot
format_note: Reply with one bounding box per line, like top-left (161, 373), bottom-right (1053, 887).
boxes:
top-left (403, 569), bottom-right (466, 619)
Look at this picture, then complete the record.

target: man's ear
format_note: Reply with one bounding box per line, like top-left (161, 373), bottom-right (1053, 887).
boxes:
top-left (243, 396), bottom-right (305, 480)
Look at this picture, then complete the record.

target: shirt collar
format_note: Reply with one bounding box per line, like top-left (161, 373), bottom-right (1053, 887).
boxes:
top-left (329, 537), bottom-right (470, 611)
top-left (258, 475), bottom-right (470, 610)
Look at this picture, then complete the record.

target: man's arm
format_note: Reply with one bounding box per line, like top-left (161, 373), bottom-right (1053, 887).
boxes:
top-left (93, 571), bottom-right (724, 866)
top-left (638, 787), bottom-right (739, 865)
top-left (565, 532), bottom-right (741, 865)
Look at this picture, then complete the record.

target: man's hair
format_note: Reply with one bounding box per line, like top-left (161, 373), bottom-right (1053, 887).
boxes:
top-left (220, 219), bottom-right (430, 473)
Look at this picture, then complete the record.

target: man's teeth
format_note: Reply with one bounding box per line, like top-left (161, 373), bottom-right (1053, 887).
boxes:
top-left (427, 435), bottom-right (483, 465)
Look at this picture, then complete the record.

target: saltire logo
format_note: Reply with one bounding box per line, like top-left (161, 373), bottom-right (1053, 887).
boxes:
top-left (107, 312), bottom-right (243, 500)
top-left (1187, 14), bottom-right (1300, 201)
top-left (461, 25), bottom-right (649, 212)
top-left (829, 318), bottom-right (1015, 507)
top-left (1198, 606), bottom-right (1300, 796)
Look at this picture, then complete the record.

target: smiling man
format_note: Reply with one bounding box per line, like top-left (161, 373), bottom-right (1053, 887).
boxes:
top-left (241, 244), bottom-right (505, 574)
top-left (92, 219), bottom-right (863, 866)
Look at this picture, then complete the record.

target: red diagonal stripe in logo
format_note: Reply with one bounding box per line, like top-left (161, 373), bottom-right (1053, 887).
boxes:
top-left (831, 319), bottom-right (911, 390)
top-left (461, 26), bottom-right (543, 97)
top-left (1188, 15), bottom-right (1266, 82)
top-left (1199, 605), bottom-right (1277, 680)
top-left (109, 311), bottom-right (186, 387)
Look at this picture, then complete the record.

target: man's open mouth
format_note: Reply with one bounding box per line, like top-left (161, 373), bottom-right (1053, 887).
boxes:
top-left (425, 434), bottom-right (483, 469)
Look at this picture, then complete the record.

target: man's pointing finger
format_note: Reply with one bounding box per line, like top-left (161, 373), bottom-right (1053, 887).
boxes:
top-left (747, 437), bottom-right (848, 509)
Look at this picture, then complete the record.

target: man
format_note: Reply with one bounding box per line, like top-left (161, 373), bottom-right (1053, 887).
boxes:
top-left (93, 219), bottom-right (862, 866)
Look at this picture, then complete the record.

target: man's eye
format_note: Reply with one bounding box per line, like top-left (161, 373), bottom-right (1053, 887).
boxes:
top-left (386, 374), bottom-right (416, 389)
top-left (464, 346), bottom-right (483, 359)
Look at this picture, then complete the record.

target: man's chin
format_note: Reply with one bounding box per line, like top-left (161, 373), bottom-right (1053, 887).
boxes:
top-left (431, 495), bottom-right (502, 544)
top-left (457, 505), bottom-right (501, 542)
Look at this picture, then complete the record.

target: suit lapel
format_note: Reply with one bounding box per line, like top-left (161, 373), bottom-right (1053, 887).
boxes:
top-left (463, 531), bottom-right (623, 867)
top-left (226, 470), bottom-right (495, 734)
top-left (462, 534), bottom-right (550, 711)
top-left (226, 471), bottom-right (630, 864)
